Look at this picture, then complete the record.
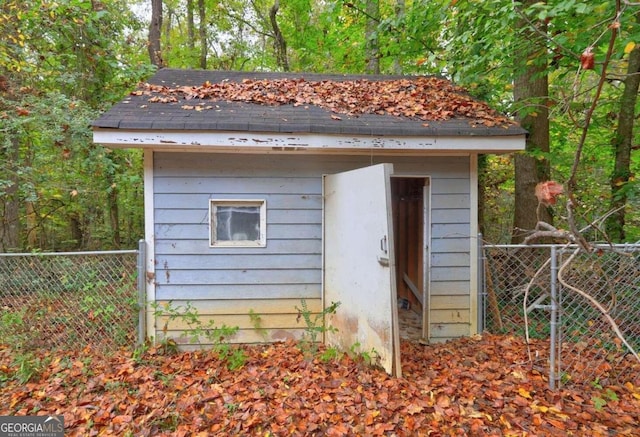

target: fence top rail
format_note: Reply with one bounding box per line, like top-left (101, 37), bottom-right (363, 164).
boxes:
top-left (482, 242), bottom-right (640, 250)
top-left (0, 250), bottom-right (138, 257)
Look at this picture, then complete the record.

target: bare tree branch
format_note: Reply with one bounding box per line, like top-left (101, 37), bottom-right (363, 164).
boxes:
top-left (558, 249), bottom-right (640, 363)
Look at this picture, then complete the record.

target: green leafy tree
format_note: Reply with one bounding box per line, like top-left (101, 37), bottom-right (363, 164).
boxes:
top-left (606, 36), bottom-right (640, 242)
top-left (441, 0), bottom-right (640, 242)
top-left (511, 0), bottom-right (552, 243)
top-left (4, 0), bottom-right (640, 250)
top-left (1, 0), bottom-right (151, 251)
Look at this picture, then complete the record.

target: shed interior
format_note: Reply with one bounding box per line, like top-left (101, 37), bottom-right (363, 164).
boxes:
top-left (392, 176), bottom-right (429, 341)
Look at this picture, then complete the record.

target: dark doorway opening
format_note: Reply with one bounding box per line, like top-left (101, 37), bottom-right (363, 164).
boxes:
top-left (391, 177), bottom-right (430, 342)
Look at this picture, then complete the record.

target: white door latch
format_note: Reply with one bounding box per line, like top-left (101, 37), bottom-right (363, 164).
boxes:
top-left (378, 235), bottom-right (389, 266)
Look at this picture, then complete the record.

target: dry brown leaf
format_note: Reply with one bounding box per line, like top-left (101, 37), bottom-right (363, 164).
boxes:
top-left (138, 77), bottom-right (515, 127)
top-left (1, 335), bottom-right (638, 435)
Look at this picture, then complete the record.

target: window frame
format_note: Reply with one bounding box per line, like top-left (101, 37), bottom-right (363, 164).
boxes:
top-left (209, 199), bottom-right (267, 247)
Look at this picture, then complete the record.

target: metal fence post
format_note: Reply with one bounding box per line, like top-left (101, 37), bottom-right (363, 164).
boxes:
top-left (137, 239), bottom-right (147, 346)
top-left (549, 245), bottom-right (558, 389)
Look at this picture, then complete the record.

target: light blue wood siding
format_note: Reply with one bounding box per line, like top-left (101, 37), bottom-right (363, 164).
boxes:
top-left (152, 152), bottom-right (472, 344)
top-left (154, 154), bottom-right (325, 303)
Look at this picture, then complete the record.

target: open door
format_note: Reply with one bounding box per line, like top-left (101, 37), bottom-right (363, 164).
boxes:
top-left (323, 163), bottom-right (401, 376)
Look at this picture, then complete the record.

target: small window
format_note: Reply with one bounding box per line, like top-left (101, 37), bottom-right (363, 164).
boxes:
top-left (210, 200), bottom-right (266, 247)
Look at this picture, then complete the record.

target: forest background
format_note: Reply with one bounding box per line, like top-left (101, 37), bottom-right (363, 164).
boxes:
top-left (1, 0), bottom-right (639, 252)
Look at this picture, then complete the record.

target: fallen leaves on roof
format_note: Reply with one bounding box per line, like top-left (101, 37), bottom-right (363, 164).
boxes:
top-left (133, 76), bottom-right (514, 127)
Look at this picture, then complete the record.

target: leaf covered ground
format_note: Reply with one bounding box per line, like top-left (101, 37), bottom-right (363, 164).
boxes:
top-left (1, 333), bottom-right (639, 436)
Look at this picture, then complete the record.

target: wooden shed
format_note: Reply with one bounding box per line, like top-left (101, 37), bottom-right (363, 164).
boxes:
top-left (92, 69), bottom-right (526, 376)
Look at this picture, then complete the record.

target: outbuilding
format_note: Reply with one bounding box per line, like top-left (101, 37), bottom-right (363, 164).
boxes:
top-left (92, 69), bottom-right (526, 376)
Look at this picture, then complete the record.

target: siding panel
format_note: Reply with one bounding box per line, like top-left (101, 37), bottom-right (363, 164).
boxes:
top-left (155, 208), bottom-right (322, 224)
top-left (154, 153), bottom-right (466, 176)
top-left (155, 223), bottom-right (321, 240)
top-left (430, 178), bottom-right (470, 194)
top-left (430, 238), bottom-right (470, 253)
top-left (430, 266), bottom-right (470, 282)
top-left (431, 253), bottom-right (471, 267)
top-left (156, 298), bottom-right (322, 314)
top-left (431, 209), bottom-right (470, 224)
top-left (431, 309), bottom-right (470, 324)
top-left (155, 193), bottom-right (323, 209)
top-left (155, 177), bottom-right (320, 194)
top-left (431, 295), bottom-right (470, 310)
top-left (155, 284), bottom-right (321, 300)
top-left (155, 254), bottom-right (320, 269)
top-left (429, 323), bottom-right (470, 341)
top-left (432, 223), bottom-right (472, 238)
top-left (155, 239), bottom-right (321, 255)
top-left (430, 281), bottom-right (469, 295)
top-left (159, 313), bottom-right (306, 331)
top-left (155, 268), bottom-right (320, 285)
top-left (432, 194), bottom-right (470, 209)
top-left (160, 329), bottom-right (306, 345)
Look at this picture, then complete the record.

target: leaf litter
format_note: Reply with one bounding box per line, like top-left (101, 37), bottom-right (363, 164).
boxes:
top-left (133, 77), bottom-right (515, 128)
top-left (1, 333), bottom-right (639, 436)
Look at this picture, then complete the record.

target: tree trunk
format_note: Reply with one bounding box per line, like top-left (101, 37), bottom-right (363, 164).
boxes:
top-left (69, 213), bottom-right (84, 249)
top-left (270, 0), bottom-right (289, 71)
top-left (0, 75), bottom-right (21, 251)
top-left (187, 0), bottom-right (195, 51)
top-left (198, 0), bottom-right (207, 69)
top-left (163, 6), bottom-right (172, 64)
top-left (365, 0), bottom-right (380, 74)
top-left (511, 0), bottom-right (551, 243)
top-left (148, 0), bottom-right (164, 67)
top-left (391, 0), bottom-right (405, 75)
top-left (108, 182), bottom-right (121, 249)
top-left (0, 137), bottom-right (20, 251)
top-left (25, 200), bottom-right (38, 248)
top-left (606, 43), bottom-right (640, 242)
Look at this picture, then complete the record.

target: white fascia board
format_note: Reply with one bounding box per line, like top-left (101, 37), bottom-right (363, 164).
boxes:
top-left (93, 129), bottom-right (525, 154)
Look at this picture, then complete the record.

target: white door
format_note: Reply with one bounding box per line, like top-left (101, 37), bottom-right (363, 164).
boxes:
top-left (323, 163), bottom-right (401, 376)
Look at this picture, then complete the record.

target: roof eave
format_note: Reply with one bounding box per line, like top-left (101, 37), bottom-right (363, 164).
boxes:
top-left (92, 129), bottom-right (526, 155)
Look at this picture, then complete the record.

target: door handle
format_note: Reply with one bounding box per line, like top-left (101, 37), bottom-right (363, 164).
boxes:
top-left (378, 235), bottom-right (389, 266)
top-left (380, 235), bottom-right (388, 254)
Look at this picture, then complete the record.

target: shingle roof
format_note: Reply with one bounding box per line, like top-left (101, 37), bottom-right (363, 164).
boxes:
top-left (92, 69), bottom-right (527, 137)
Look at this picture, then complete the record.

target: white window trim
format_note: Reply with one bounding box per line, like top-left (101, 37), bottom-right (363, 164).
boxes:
top-left (209, 199), bottom-right (267, 247)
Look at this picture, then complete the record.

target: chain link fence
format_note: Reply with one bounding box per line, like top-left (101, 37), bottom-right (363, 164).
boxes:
top-left (0, 247), bottom-right (142, 354)
top-left (481, 241), bottom-right (640, 388)
top-left (556, 246), bottom-right (640, 387)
